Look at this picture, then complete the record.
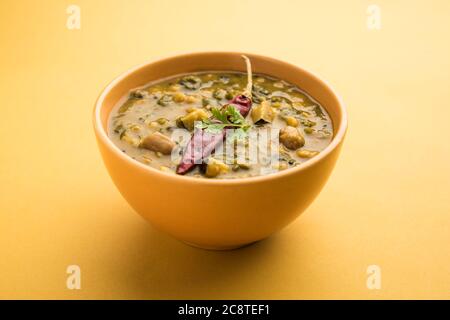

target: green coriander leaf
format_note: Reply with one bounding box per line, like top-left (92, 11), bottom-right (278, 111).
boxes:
top-left (203, 123), bottom-right (228, 134)
top-left (225, 105), bottom-right (245, 124)
top-left (211, 107), bottom-right (228, 123)
top-left (201, 104), bottom-right (251, 141)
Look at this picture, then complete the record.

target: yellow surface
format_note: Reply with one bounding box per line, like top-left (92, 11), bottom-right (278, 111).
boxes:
top-left (0, 0), bottom-right (449, 299)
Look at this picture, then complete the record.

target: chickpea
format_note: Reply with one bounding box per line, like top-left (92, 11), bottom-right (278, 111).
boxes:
top-left (147, 87), bottom-right (161, 94)
top-left (159, 166), bottom-right (173, 173)
top-left (145, 118), bottom-right (158, 128)
top-left (156, 118), bottom-right (168, 125)
top-left (142, 155), bottom-right (152, 164)
top-left (173, 92), bottom-right (186, 102)
top-left (301, 111), bottom-right (310, 118)
top-left (297, 150), bottom-right (319, 158)
top-left (169, 84), bottom-right (181, 92)
top-left (181, 108), bottom-right (209, 130)
top-left (285, 116), bottom-right (299, 127)
top-left (273, 162), bottom-right (288, 170)
top-left (272, 101), bottom-right (282, 108)
top-left (185, 95), bottom-right (197, 104)
top-left (205, 159), bottom-right (229, 178)
top-left (130, 124), bottom-right (141, 132)
top-left (121, 132), bottom-right (140, 147)
top-left (273, 82), bottom-right (284, 88)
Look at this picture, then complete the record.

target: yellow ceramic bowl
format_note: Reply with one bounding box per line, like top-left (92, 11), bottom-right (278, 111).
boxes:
top-left (93, 52), bottom-right (347, 250)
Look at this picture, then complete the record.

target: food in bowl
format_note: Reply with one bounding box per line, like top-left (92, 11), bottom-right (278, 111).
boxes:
top-left (94, 52), bottom-right (347, 249)
top-left (108, 56), bottom-right (333, 179)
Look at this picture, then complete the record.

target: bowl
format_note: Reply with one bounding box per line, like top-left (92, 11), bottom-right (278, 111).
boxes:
top-left (93, 52), bottom-right (347, 250)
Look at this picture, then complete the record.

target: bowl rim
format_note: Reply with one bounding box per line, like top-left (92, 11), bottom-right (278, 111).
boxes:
top-left (93, 51), bottom-right (348, 186)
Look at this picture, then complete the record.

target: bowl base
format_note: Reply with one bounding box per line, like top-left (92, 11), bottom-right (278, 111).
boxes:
top-left (183, 240), bottom-right (257, 251)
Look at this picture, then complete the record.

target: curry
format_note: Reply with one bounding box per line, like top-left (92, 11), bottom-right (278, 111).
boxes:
top-left (108, 57), bottom-right (333, 179)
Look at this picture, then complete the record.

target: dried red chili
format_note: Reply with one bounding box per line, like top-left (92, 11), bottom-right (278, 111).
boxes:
top-left (176, 56), bottom-right (253, 175)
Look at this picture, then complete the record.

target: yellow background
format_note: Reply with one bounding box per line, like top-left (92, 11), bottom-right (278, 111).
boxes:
top-left (0, 0), bottom-right (449, 299)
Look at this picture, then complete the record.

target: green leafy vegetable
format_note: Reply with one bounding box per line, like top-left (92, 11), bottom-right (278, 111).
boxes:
top-left (313, 105), bottom-right (326, 119)
top-left (196, 105), bottom-right (251, 137)
top-left (158, 94), bottom-right (172, 106)
top-left (118, 98), bottom-right (137, 113)
top-left (113, 124), bottom-right (124, 134)
top-left (301, 119), bottom-right (317, 127)
top-left (179, 76), bottom-right (202, 90)
top-left (252, 84), bottom-right (269, 96)
top-left (213, 89), bottom-right (227, 100)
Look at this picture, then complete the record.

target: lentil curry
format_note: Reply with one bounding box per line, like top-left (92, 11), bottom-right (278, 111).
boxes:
top-left (108, 58), bottom-right (333, 179)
